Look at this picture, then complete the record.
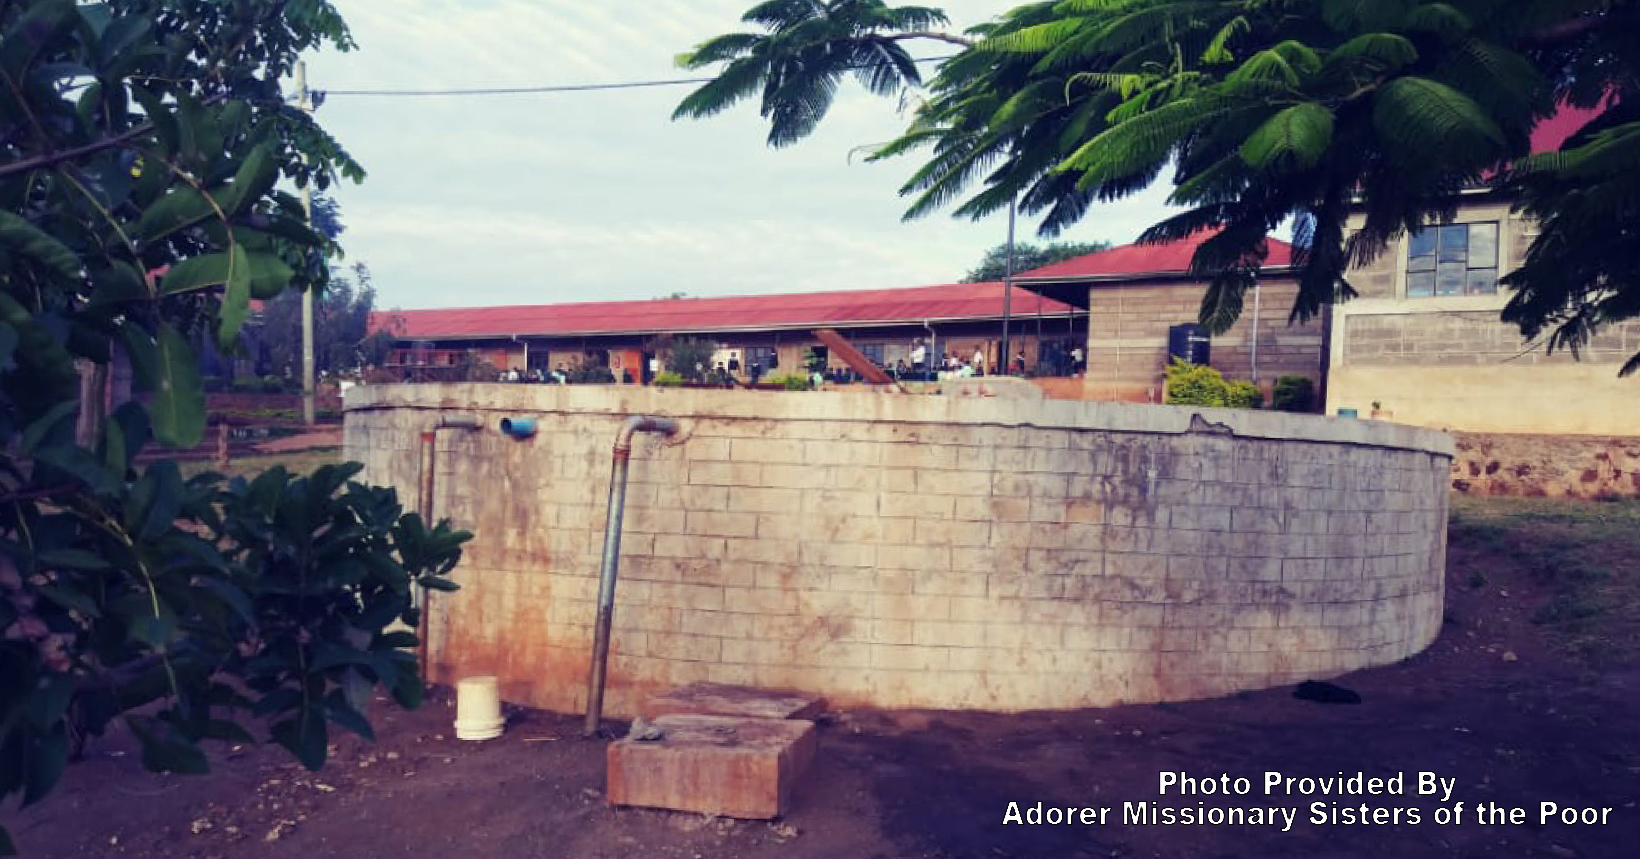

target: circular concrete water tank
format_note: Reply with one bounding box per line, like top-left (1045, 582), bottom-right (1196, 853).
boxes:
top-left (454, 676), bottom-right (504, 740)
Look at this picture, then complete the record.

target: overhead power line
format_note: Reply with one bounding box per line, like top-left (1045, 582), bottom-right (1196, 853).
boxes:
top-left (320, 55), bottom-right (956, 98)
top-left (325, 77), bottom-right (715, 97)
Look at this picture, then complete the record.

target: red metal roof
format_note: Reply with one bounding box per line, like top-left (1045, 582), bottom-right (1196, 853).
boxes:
top-left (370, 281), bottom-right (1078, 341)
top-left (1015, 233), bottom-right (1297, 282)
top-left (1529, 103), bottom-right (1603, 154)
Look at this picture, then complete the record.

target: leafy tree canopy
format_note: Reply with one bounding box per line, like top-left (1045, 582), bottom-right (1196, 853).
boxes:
top-left (961, 239), bottom-right (1112, 282)
top-left (0, 2), bottom-right (468, 851)
top-left (676, 0), bottom-right (1640, 369)
top-left (258, 261), bottom-right (396, 377)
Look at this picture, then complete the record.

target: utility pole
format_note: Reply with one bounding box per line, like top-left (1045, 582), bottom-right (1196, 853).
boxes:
top-left (1001, 196), bottom-right (1016, 375)
top-left (295, 60), bottom-right (317, 426)
top-left (1250, 277), bottom-right (1262, 384)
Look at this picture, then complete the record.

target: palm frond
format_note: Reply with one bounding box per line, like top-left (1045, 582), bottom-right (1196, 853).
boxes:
top-left (1322, 32), bottom-right (1418, 76)
top-left (979, 17), bottom-right (1089, 54)
top-left (1201, 15), bottom-right (1250, 64)
top-left (672, 56), bottom-right (770, 120)
top-left (1402, 2), bottom-right (1473, 38)
top-left (741, 0), bottom-right (821, 28)
top-left (676, 32), bottom-right (765, 68)
top-left (1319, 0), bottom-right (1413, 34)
top-left (1239, 102), bottom-right (1334, 170)
top-left (878, 4), bottom-right (951, 32)
top-left (1371, 76), bottom-right (1505, 163)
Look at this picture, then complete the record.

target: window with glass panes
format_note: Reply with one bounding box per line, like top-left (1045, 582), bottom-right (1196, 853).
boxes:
top-left (1406, 222), bottom-right (1498, 297)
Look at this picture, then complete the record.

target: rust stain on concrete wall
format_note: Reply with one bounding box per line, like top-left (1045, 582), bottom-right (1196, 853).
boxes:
top-left (349, 385), bottom-right (1453, 716)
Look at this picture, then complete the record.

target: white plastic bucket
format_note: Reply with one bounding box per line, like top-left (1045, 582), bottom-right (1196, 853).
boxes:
top-left (454, 676), bottom-right (504, 740)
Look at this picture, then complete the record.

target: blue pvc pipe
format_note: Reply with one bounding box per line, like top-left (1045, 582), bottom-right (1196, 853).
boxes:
top-left (499, 417), bottom-right (537, 439)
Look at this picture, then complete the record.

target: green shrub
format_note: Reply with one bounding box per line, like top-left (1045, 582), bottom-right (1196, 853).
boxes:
top-left (260, 375), bottom-right (288, 394)
top-left (1165, 359), bottom-right (1229, 406)
top-left (1165, 359), bottom-right (1266, 409)
top-left (1271, 375), bottom-right (1316, 412)
top-left (1225, 380), bottom-right (1264, 409)
top-left (772, 373), bottom-right (813, 391)
top-left (652, 370), bottom-right (685, 387)
top-left (568, 364), bottom-right (616, 384)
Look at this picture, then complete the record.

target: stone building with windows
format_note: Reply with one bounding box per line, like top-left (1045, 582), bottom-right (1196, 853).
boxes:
top-left (1011, 234), bottom-right (1328, 404)
top-left (1324, 107), bottom-right (1640, 435)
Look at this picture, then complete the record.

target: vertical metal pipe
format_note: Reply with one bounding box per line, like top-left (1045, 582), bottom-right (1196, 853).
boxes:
top-left (1001, 196), bottom-right (1016, 374)
top-left (415, 430), bottom-right (437, 672)
top-left (414, 416), bottom-right (480, 685)
top-left (585, 416), bottom-right (679, 737)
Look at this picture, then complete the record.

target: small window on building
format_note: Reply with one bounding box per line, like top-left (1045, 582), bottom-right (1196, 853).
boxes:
top-left (1407, 222), bottom-right (1498, 297)
top-left (744, 346), bottom-right (777, 372)
top-left (858, 343), bottom-right (886, 367)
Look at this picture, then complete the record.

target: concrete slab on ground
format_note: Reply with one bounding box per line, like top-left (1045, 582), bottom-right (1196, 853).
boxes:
top-left (641, 683), bottom-right (827, 721)
top-left (606, 714), bottom-right (817, 819)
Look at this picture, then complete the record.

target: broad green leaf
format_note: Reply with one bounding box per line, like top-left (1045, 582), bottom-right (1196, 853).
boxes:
top-left (136, 184), bottom-right (220, 248)
top-left (0, 211), bottom-right (82, 281)
top-left (325, 698), bottom-right (376, 741)
top-left (26, 676), bottom-right (75, 729)
top-left (246, 253), bottom-right (295, 299)
top-left (35, 584), bottom-right (100, 617)
top-left (156, 250), bottom-right (227, 297)
top-left (135, 459), bottom-right (183, 539)
top-left (97, 13), bottom-right (151, 63)
top-left (117, 325), bottom-right (158, 389)
top-left (33, 450), bottom-right (113, 497)
top-left (101, 414), bottom-right (128, 474)
top-left (197, 578), bottom-right (254, 625)
top-left (130, 85), bottom-right (178, 157)
top-left (218, 244), bottom-right (251, 348)
top-left (37, 548), bottom-right (111, 570)
top-left (160, 246), bottom-right (288, 297)
top-left (0, 1), bottom-right (77, 81)
top-left (86, 262), bottom-right (150, 307)
top-left (271, 708), bottom-right (329, 771)
top-left (19, 400), bottom-right (78, 455)
top-left (148, 322), bottom-right (205, 447)
top-left (215, 144), bottom-right (278, 217)
top-left (391, 669), bottom-right (424, 710)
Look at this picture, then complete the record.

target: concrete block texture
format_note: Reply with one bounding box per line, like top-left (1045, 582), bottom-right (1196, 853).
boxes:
top-left (349, 384), bottom-right (1451, 715)
top-left (606, 714), bottom-right (818, 819)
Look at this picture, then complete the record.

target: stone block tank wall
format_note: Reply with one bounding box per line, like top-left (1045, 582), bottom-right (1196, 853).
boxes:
top-left (345, 385), bottom-right (1453, 716)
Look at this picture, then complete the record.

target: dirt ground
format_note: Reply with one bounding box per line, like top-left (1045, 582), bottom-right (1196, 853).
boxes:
top-left (4, 496), bottom-right (1638, 858)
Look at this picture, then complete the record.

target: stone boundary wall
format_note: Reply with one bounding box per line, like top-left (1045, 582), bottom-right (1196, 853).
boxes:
top-left (1453, 432), bottom-right (1640, 498)
top-left (345, 384), bottom-right (1453, 715)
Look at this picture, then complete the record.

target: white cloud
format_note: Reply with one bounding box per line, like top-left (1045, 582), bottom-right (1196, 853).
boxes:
top-left (309, 2), bottom-right (1180, 309)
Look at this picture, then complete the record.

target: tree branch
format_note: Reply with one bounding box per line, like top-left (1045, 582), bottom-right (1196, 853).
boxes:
top-left (0, 123), bottom-right (155, 180)
top-left (1526, 9), bottom-right (1640, 47)
top-left (888, 31), bottom-right (975, 48)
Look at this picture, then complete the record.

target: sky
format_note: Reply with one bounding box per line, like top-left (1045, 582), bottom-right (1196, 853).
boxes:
top-left (304, 1), bottom-right (1179, 311)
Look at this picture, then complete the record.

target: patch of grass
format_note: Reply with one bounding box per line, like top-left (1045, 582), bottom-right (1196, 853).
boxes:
top-left (1450, 495), bottom-right (1640, 665)
top-left (178, 448), bottom-right (344, 482)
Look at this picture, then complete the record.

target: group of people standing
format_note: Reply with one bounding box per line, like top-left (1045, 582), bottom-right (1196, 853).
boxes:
top-left (898, 339), bottom-right (1085, 380)
top-left (498, 366), bottom-right (568, 384)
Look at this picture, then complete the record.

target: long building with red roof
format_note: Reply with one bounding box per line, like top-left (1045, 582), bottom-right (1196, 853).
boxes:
top-left (367, 231), bottom-right (1325, 398)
